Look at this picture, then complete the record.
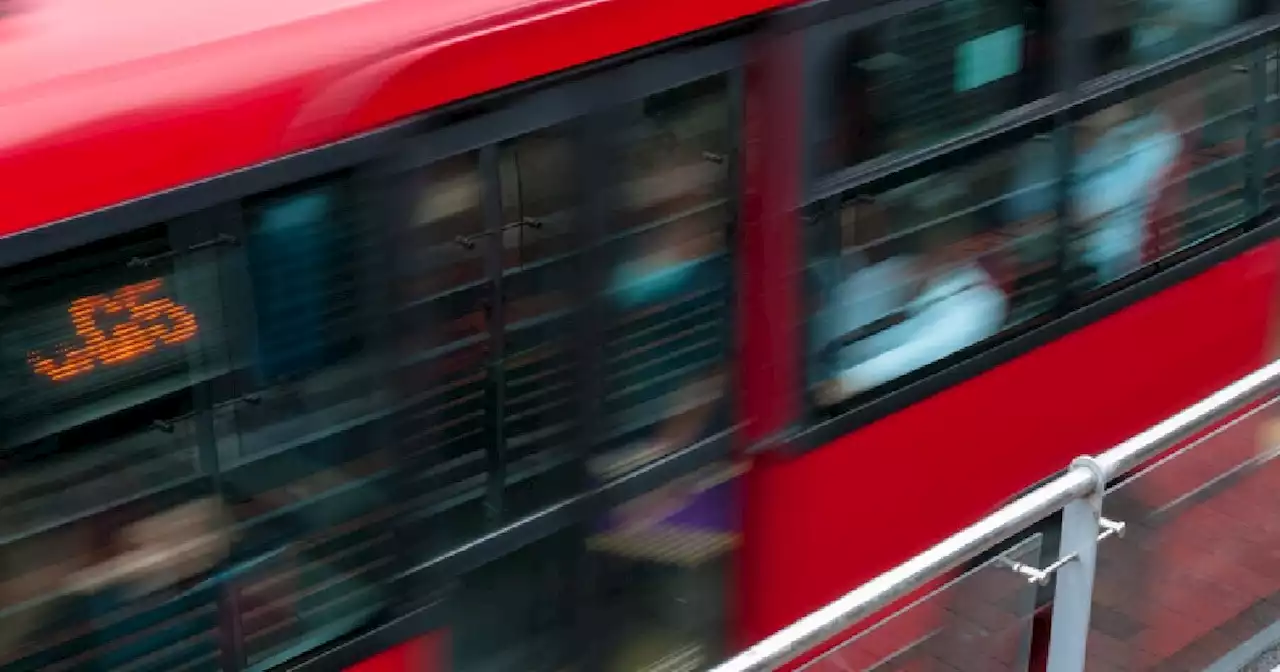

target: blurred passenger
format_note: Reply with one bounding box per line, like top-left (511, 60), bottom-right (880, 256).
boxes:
top-left (808, 199), bottom-right (915, 389)
top-left (0, 499), bottom-right (234, 669)
top-left (69, 498), bottom-right (233, 597)
top-left (1005, 100), bottom-right (1179, 284)
top-left (591, 131), bottom-right (725, 478)
top-left (814, 176), bottom-right (1008, 407)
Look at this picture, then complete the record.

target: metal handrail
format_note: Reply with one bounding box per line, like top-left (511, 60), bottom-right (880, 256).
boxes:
top-left (711, 358), bottom-right (1280, 672)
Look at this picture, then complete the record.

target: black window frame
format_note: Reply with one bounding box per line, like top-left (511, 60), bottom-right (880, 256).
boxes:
top-left (389, 31), bottom-right (745, 575)
top-left (0, 21), bottom-right (751, 672)
top-left (787, 4), bottom-right (1280, 453)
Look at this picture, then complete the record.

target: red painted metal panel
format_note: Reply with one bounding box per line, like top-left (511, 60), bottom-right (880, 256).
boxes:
top-left (345, 631), bottom-right (447, 672)
top-left (0, 0), bottom-right (784, 237)
top-left (737, 240), bottom-right (1280, 652)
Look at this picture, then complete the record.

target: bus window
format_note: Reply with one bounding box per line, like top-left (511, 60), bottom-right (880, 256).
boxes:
top-left (399, 151), bottom-right (492, 558)
top-left (820, 0), bottom-right (1046, 172)
top-left (0, 225), bottom-right (228, 670)
top-left (225, 181), bottom-right (384, 462)
top-left (588, 74), bottom-right (737, 671)
top-left (223, 181), bottom-right (395, 666)
top-left (496, 126), bottom-right (585, 519)
top-left (593, 74), bottom-right (731, 479)
top-left (808, 141), bottom-right (1058, 407)
top-left (1040, 57), bottom-right (1248, 292)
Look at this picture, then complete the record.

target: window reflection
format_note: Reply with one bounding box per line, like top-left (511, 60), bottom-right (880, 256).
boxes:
top-left (1007, 60), bottom-right (1249, 290)
top-left (398, 127), bottom-right (586, 549)
top-left (822, 0), bottom-right (1045, 170)
top-left (0, 229), bottom-right (229, 670)
top-left (227, 182), bottom-right (395, 664)
top-left (448, 465), bottom-right (743, 672)
top-left (398, 152), bottom-right (493, 558)
top-left (809, 143), bottom-right (1058, 406)
top-left (593, 76), bottom-right (731, 477)
top-left (589, 75), bottom-right (735, 672)
top-left (496, 126), bottom-right (583, 519)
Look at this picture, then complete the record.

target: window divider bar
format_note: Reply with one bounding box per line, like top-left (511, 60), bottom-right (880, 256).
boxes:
top-left (174, 205), bottom-right (250, 672)
top-left (479, 144), bottom-right (508, 525)
top-left (356, 159), bottom-right (420, 602)
top-left (1247, 45), bottom-right (1271, 221)
top-left (725, 66), bottom-right (748, 429)
top-left (573, 98), bottom-right (613, 672)
top-left (1050, 0), bottom-right (1084, 316)
top-left (577, 113), bottom-right (610, 472)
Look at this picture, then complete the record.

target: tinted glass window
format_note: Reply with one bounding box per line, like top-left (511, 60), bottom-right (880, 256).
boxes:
top-left (1062, 56), bottom-right (1251, 292)
top-left (397, 125), bottom-right (586, 562)
top-left (818, 0), bottom-right (1048, 172)
top-left (589, 75), bottom-right (736, 670)
top-left (807, 141), bottom-right (1058, 407)
top-left (221, 180), bottom-right (396, 666)
top-left (438, 75), bottom-right (740, 672)
top-left (0, 225), bottom-right (227, 671)
top-left (593, 75), bottom-right (732, 477)
top-left (397, 150), bottom-right (493, 557)
top-left (496, 128), bottom-right (583, 520)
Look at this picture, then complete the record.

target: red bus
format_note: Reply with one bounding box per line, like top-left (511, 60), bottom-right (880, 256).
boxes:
top-left (1, 0), bottom-right (1278, 670)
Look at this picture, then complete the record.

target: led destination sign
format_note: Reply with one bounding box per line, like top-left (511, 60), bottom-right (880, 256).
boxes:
top-left (28, 278), bottom-right (198, 382)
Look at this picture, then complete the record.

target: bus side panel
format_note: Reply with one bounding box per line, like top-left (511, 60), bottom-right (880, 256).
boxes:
top-left (739, 239), bottom-right (1280, 650)
top-left (345, 631), bottom-right (448, 672)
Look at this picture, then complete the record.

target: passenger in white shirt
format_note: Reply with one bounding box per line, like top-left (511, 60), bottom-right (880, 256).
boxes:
top-left (812, 178), bottom-right (1009, 406)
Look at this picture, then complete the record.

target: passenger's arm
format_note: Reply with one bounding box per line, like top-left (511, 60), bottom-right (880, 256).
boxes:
top-left (834, 280), bottom-right (1007, 395)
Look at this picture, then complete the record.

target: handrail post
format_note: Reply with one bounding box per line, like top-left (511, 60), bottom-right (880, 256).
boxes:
top-left (1045, 456), bottom-right (1108, 672)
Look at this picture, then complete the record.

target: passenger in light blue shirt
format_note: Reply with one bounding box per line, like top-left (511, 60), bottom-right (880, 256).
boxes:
top-left (812, 178), bottom-right (1008, 406)
top-left (1004, 103), bottom-right (1180, 284)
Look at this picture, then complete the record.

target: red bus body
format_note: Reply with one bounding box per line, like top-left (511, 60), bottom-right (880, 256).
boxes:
top-left (0, 0), bottom-right (781, 235)
top-left (740, 241), bottom-right (1280, 661)
top-left (4, 0), bottom-right (1280, 670)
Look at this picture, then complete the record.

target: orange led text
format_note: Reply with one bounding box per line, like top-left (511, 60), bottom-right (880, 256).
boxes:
top-left (29, 279), bottom-right (199, 381)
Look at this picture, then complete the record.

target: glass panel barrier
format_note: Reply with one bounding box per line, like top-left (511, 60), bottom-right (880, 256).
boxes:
top-left (1090, 394), bottom-right (1280, 670)
top-left (799, 535), bottom-right (1042, 672)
